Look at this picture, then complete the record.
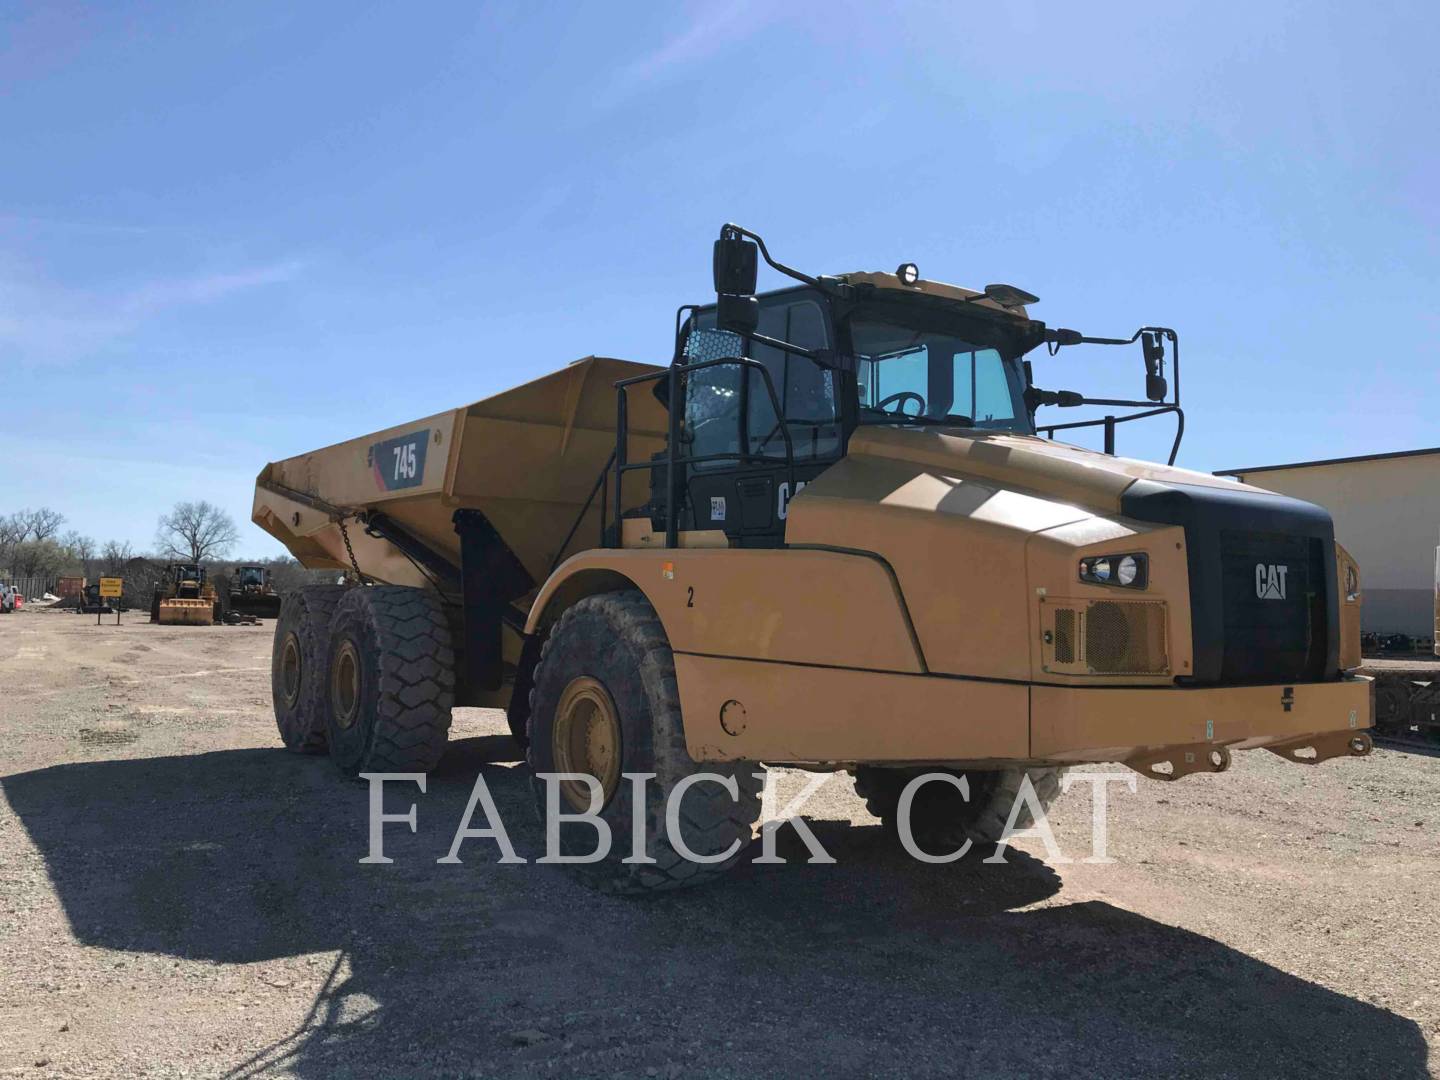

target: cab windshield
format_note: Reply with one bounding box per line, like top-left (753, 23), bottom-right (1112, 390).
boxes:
top-left (850, 313), bottom-right (1032, 433)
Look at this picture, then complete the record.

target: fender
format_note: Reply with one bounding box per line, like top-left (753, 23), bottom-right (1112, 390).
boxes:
top-left (525, 547), bottom-right (924, 674)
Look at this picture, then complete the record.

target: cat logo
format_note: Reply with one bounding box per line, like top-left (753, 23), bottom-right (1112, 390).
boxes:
top-left (1255, 563), bottom-right (1289, 600)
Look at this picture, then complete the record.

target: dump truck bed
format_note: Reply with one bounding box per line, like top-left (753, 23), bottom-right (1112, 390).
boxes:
top-left (253, 357), bottom-right (667, 587)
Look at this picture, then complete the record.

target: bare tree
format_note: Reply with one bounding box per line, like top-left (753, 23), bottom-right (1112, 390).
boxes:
top-left (63, 532), bottom-right (97, 579)
top-left (156, 501), bottom-right (239, 563)
top-left (101, 539), bottom-right (136, 576)
top-left (1, 507), bottom-right (66, 570)
top-left (0, 513), bottom-right (25, 571)
top-left (11, 539), bottom-right (67, 580)
top-left (19, 507), bottom-right (65, 542)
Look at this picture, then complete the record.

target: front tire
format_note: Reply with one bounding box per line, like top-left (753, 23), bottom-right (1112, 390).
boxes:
top-left (528, 591), bottom-right (761, 894)
top-left (324, 586), bottom-right (454, 776)
top-left (271, 585), bottom-right (345, 753)
top-left (854, 766), bottom-right (1067, 854)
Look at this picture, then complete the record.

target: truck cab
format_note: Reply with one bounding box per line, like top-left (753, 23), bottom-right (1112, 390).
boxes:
top-left (654, 274), bottom-right (1044, 547)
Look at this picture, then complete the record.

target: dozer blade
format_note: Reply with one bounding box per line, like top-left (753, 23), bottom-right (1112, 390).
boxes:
top-left (157, 599), bottom-right (215, 626)
top-left (230, 595), bottom-right (283, 619)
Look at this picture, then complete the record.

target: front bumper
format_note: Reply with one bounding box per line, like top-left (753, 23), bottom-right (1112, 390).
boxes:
top-left (1032, 676), bottom-right (1373, 768)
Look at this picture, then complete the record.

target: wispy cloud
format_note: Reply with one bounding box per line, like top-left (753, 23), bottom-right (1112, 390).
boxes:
top-left (119, 260), bottom-right (302, 312)
top-left (0, 258), bottom-right (303, 364)
top-left (600, 0), bottom-right (778, 106)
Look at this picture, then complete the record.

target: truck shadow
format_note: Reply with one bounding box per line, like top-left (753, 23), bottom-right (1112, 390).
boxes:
top-left (3, 747), bottom-right (1429, 1079)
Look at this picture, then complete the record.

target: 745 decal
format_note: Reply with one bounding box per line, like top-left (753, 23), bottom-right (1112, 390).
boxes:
top-left (369, 430), bottom-right (430, 491)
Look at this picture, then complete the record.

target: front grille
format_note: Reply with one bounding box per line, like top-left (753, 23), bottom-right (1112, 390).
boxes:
top-left (1219, 530), bottom-right (1326, 683)
top-left (1043, 599), bottom-right (1169, 676)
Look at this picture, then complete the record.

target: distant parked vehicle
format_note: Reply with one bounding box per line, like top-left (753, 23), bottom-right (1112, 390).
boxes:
top-left (78, 584), bottom-right (113, 615)
top-left (225, 564), bottom-right (282, 620)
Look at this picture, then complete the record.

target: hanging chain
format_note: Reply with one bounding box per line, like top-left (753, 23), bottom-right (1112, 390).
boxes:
top-left (337, 515), bottom-right (366, 583)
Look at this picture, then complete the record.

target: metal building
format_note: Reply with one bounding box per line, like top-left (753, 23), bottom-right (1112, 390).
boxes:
top-left (1217, 447), bottom-right (1439, 638)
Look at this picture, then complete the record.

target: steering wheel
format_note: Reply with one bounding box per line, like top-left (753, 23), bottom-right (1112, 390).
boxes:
top-left (875, 390), bottom-right (926, 416)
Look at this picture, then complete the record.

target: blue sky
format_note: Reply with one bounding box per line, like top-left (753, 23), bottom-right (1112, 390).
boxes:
top-left (2, 1), bottom-right (1436, 557)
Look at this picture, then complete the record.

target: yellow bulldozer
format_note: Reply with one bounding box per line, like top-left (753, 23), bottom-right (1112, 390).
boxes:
top-left (253, 223), bottom-right (1373, 892)
top-left (149, 563), bottom-right (220, 626)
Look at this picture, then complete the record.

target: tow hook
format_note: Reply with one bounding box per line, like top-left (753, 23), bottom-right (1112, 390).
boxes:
top-left (1125, 743), bottom-right (1233, 782)
top-left (1264, 729), bottom-right (1373, 765)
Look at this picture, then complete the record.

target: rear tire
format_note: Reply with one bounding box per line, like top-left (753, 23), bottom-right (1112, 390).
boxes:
top-left (271, 585), bottom-right (345, 753)
top-left (528, 591), bottom-right (761, 894)
top-left (324, 586), bottom-right (454, 776)
top-left (853, 765), bottom-right (1067, 854)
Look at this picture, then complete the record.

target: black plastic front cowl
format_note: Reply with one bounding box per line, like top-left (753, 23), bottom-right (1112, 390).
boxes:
top-left (1121, 479), bottom-right (1339, 685)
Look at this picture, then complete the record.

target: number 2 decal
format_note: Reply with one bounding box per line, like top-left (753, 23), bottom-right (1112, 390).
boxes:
top-left (686, 586), bottom-right (694, 608)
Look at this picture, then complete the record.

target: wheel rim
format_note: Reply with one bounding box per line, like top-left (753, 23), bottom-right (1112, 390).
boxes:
top-left (279, 631), bottom-right (303, 709)
top-left (552, 676), bottom-right (621, 812)
top-left (331, 639), bottom-right (362, 730)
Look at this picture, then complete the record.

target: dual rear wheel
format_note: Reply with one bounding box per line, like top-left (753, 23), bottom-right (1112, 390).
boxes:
top-left (270, 584), bottom-right (453, 773)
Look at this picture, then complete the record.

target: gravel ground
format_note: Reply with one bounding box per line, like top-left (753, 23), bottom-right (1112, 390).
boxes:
top-left (0, 609), bottom-right (1436, 1079)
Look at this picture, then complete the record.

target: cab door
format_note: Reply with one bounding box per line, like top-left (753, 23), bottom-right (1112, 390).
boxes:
top-left (679, 290), bottom-right (844, 545)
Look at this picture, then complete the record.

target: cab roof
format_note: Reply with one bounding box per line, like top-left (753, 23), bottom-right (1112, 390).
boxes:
top-left (836, 270), bottom-right (1032, 320)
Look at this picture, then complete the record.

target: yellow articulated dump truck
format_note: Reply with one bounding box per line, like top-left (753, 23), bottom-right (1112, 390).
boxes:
top-left (254, 224), bottom-right (1372, 892)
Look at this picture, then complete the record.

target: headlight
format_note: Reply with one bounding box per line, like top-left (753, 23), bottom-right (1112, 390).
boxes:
top-left (1079, 552), bottom-right (1148, 589)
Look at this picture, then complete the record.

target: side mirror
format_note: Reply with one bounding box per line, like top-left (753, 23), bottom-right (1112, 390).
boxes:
top-left (713, 234), bottom-right (759, 334)
top-left (716, 293), bottom-right (758, 334)
top-left (713, 236), bottom-right (758, 296)
top-left (1142, 332), bottom-right (1168, 401)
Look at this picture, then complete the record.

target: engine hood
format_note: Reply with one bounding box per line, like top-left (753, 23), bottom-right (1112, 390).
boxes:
top-left (782, 425), bottom-right (1337, 686)
top-left (843, 426), bottom-right (1252, 516)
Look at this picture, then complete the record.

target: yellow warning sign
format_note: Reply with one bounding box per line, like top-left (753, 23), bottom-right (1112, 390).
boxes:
top-left (98, 577), bottom-right (123, 598)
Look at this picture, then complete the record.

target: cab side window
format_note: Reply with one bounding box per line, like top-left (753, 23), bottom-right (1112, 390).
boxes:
top-left (680, 324), bottom-right (744, 470)
top-left (746, 297), bottom-right (840, 461)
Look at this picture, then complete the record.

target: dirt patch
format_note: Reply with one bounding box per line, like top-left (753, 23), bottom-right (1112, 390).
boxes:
top-left (76, 725), bottom-right (139, 747)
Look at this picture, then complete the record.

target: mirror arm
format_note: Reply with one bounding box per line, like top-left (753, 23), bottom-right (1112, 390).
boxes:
top-left (1026, 388), bottom-right (1085, 409)
top-left (1041, 325), bottom-right (1181, 407)
top-left (745, 329), bottom-right (818, 359)
top-left (721, 222), bottom-right (823, 290)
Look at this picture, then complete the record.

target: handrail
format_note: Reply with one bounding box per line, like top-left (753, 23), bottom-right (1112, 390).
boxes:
top-left (1038, 405), bottom-right (1185, 466)
top-left (1035, 326), bottom-right (1184, 465)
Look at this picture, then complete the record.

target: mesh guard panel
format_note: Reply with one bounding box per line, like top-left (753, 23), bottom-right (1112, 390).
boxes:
top-left (1043, 599), bottom-right (1169, 676)
top-left (1054, 607), bottom-right (1076, 664)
